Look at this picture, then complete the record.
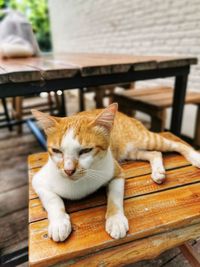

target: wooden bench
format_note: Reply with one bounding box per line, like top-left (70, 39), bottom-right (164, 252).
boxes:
top-left (28, 132), bottom-right (200, 267)
top-left (113, 87), bottom-right (200, 146)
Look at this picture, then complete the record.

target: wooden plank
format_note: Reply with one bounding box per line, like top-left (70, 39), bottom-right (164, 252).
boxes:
top-left (54, 53), bottom-right (197, 76)
top-left (60, 223), bottom-right (200, 267)
top-left (152, 92), bottom-right (200, 108)
top-left (28, 152), bottom-right (192, 201)
top-left (58, 53), bottom-right (154, 67)
top-left (115, 87), bottom-right (200, 108)
top-left (133, 92), bottom-right (200, 108)
top-left (1, 239), bottom-right (28, 257)
top-left (0, 184), bottom-right (28, 217)
top-left (29, 168), bottom-right (41, 200)
top-left (0, 54), bottom-right (197, 83)
top-left (29, 165), bottom-right (200, 223)
top-left (22, 57), bottom-right (79, 79)
top-left (116, 87), bottom-right (172, 97)
top-left (0, 160), bottom-right (28, 194)
top-left (0, 59), bottom-right (42, 82)
top-left (29, 183), bottom-right (200, 267)
top-left (0, 141), bottom-right (40, 194)
top-left (28, 152), bottom-right (48, 170)
top-left (0, 209), bottom-right (28, 252)
top-left (157, 58), bottom-right (197, 69)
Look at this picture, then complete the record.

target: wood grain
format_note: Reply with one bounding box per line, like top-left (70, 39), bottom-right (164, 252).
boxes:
top-left (55, 53), bottom-right (197, 76)
top-left (0, 58), bottom-right (42, 82)
top-left (29, 183), bottom-right (200, 266)
top-left (61, 223), bottom-right (200, 267)
top-left (28, 152), bottom-right (48, 170)
top-left (29, 132), bottom-right (200, 266)
top-left (0, 184), bottom-right (28, 217)
top-left (29, 165), bottom-right (200, 223)
top-left (0, 53), bottom-right (197, 83)
top-left (114, 87), bottom-right (200, 109)
top-left (0, 209), bottom-right (28, 251)
top-left (22, 57), bottom-right (79, 79)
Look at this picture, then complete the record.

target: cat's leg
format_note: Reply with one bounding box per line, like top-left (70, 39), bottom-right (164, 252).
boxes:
top-left (105, 163), bottom-right (129, 239)
top-left (172, 142), bottom-right (200, 168)
top-left (135, 150), bottom-right (165, 184)
top-left (136, 131), bottom-right (200, 168)
top-left (36, 188), bottom-right (71, 242)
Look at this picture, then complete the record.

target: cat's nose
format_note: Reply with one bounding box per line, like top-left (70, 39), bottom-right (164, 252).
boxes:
top-left (64, 169), bottom-right (76, 176)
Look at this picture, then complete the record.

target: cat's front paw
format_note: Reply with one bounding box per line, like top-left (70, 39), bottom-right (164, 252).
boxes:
top-left (48, 214), bottom-right (71, 242)
top-left (106, 213), bottom-right (129, 239)
top-left (188, 151), bottom-right (200, 168)
top-left (151, 167), bottom-right (166, 184)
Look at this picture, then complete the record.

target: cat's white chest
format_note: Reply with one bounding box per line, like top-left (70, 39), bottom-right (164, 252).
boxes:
top-left (52, 169), bottom-right (112, 199)
top-left (33, 149), bottom-right (115, 200)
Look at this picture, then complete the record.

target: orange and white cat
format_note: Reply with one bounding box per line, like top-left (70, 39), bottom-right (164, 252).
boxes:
top-left (32, 103), bottom-right (200, 242)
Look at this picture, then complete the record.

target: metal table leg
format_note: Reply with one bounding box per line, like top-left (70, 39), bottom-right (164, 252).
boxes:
top-left (79, 88), bottom-right (85, 111)
top-left (60, 91), bottom-right (67, 116)
top-left (170, 72), bottom-right (189, 136)
top-left (1, 98), bottom-right (12, 131)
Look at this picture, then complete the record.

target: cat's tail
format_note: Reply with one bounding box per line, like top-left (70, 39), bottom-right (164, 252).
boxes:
top-left (138, 131), bottom-right (200, 168)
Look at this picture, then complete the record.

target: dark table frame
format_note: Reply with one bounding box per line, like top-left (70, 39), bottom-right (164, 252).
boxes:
top-left (0, 64), bottom-right (190, 135)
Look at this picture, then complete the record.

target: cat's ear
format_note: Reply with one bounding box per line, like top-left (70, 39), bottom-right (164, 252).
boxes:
top-left (91, 103), bottom-right (118, 131)
top-left (31, 109), bottom-right (60, 134)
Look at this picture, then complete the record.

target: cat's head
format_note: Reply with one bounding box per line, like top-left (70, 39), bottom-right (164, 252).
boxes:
top-left (32, 103), bottom-right (118, 181)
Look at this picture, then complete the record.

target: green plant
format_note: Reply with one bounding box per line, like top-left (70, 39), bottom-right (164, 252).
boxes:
top-left (3, 0), bottom-right (51, 51)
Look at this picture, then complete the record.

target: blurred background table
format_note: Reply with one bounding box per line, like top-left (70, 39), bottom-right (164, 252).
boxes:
top-left (0, 53), bottom-right (197, 135)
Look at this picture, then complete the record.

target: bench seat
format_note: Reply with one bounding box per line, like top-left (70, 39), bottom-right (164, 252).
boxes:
top-left (28, 132), bottom-right (200, 267)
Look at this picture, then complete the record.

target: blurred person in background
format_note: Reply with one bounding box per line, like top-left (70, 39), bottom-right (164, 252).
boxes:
top-left (0, 9), bottom-right (40, 58)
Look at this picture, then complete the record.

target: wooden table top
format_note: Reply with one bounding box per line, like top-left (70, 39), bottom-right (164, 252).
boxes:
top-left (0, 53), bottom-right (197, 84)
top-left (28, 132), bottom-right (200, 267)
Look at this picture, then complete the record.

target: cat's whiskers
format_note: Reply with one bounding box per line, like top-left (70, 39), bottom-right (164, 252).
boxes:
top-left (87, 168), bottom-right (108, 174)
top-left (85, 171), bottom-right (106, 180)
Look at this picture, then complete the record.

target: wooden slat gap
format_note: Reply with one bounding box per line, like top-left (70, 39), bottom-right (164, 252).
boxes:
top-left (124, 161), bottom-right (191, 180)
top-left (125, 179), bottom-right (200, 202)
top-left (29, 175), bottom-right (200, 222)
top-left (29, 183), bottom-right (200, 266)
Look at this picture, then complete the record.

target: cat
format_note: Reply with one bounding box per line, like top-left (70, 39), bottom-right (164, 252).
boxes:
top-left (32, 103), bottom-right (200, 242)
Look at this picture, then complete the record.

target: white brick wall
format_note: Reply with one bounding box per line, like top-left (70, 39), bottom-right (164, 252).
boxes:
top-left (48, 0), bottom-right (200, 137)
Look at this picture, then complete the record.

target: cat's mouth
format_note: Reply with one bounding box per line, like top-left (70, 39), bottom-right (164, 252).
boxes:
top-left (60, 169), bottom-right (85, 181)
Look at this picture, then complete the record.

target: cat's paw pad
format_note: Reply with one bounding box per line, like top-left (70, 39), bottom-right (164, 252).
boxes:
top-left (151, 167), bottom-right (166, 184)
top-left (188, 151), bottom-right (200, 168)
top-left (106, 213), bottom-right (129, 239)
top-left (48, 214), bottom-right (71, 242)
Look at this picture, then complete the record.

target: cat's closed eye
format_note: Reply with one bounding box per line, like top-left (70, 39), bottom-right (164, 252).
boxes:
top-left (79, 148), bottom-right (93, 156)
top-left (52, 148), bottom-right (62, 154)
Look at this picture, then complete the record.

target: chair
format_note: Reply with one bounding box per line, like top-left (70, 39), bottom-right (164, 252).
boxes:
top-left (113, 86), bottom-right (200, 146)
